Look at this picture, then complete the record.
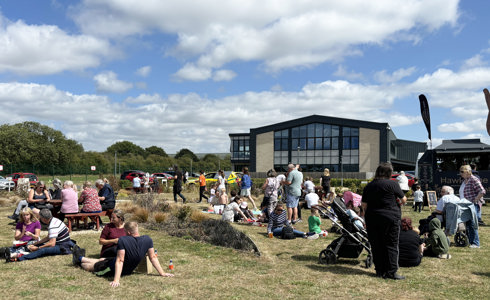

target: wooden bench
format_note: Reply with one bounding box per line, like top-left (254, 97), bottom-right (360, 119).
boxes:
top-left (65, 211), bottom-right (107, 232)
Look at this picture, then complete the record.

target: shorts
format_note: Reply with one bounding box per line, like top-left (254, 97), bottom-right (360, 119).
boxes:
top-left (286, 195), bottom-right (299, 208)
top-left (240, 188), bottom-right (251, 197)
top-left (94, 258), bottom-right (115, 276)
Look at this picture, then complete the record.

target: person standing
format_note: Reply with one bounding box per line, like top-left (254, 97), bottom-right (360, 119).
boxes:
top-left (284, 163), bottom-right (303, 224)
top-left (173, 165), bottom-right (186, 203)
top-left (320, 168), bottom-right (331, 199)
top-left (240, 167), bottom-right (257, 210)
top-left (460, 164), bottom-right (486, 242)
top-left (261, 169), bottom-right (281, 216)
top-left (361, 162), bottom-right (407, 280)
top-left (132, 176), bottom-right (141, 194)
top-left (198, 170), bottom-right (208, 203)
top-left (396, 171), bottom-right (410, 195)
top-left (413, 185), bottom-right (424, 213)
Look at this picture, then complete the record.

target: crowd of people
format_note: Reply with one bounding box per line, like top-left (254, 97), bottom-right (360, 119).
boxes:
top-left (1, 161), bottom-right (486, 285)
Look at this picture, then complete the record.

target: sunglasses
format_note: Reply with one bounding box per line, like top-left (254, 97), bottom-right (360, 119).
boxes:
top-left (275, 209), bottom-right (284, 212)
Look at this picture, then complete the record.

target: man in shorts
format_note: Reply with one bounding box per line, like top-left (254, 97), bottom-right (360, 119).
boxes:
top-left (72, 221), bottom-right (173, 287)
top-left (284, 163), bottom-right (303, 224)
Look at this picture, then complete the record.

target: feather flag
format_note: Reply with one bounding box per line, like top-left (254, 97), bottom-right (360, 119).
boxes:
top-left (484, 88), bottom-right (490, 136)
top-left (418, 94), bottom-right (431, 140)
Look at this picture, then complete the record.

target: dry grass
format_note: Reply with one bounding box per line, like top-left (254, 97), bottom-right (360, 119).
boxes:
top-left (154, 212), bottom-right (168, 223)
top-left (0, 192), bottom-right (490, 299)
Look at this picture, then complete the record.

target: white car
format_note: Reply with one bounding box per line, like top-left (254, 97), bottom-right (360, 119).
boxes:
top-left (0, 176), bottom-right (15, 190)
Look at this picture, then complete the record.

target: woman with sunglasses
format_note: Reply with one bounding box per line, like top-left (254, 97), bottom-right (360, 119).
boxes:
top-left (267, 203), bottom-right (308, 238)
top-left (99, 209), bottom-right (126, 258)
top-left (459, 164), bottom-right (485, 248)
top-left (27, 181), bottom-right (52, 218)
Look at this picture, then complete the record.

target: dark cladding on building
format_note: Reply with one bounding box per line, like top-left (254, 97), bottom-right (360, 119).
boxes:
top-left (229, 115), bottom-right (426, 174)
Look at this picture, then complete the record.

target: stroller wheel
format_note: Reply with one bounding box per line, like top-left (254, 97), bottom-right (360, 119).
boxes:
top-left (365, 254), bottom-right (373, 268)
top-left (454, 231), bottom-right (469, 247)
top-left (319, 249), bottom-right (337, 265)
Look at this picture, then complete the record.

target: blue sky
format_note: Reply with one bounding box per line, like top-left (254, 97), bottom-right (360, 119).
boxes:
top-left (0, 0), bottom-right (489, 153)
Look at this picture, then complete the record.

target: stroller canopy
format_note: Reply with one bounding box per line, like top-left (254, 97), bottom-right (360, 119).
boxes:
top-left (343, 191), bottom-right (362, 207)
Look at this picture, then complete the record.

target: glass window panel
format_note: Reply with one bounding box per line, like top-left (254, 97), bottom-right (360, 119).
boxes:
top-left (332, 137), bottom-right (339, 149)
top-left (315, 157), bottom-right (323, 164)
top-left (306, 150), bottom-right (315, 157)
top-left (239, 143), bottom-right (244, 151)
top-left (281, 129), bottom-right (288, 138)
top-left (331, 150), bottom-right (339, 157)
top-left (299, 157), bottom-right (307, 165)
top-left (343, 127), bottom-right (350, 136)
top-left (281, 157), bottom-right (289, 164)
top-left (307, 138), bottom-right (314, 149)
top-left (274, 131), bottom-right (281, 138)
top-left (300, 125), bottom-right (307, 138)
top-left (323, 150), bottom-right (331, 157)
top-left (274, 152), bottom-right (281, 159)
top-left (315, 123), bottom-right (323, 136)
top-left (307, 157), bottom-right (314, 164)
top-left (343, 150), bottom-right (351, 156)
top-left (332, 126), bottom-right (339, 137)
top-left (323, 156), bottom-right (331, 164)
top-left (245, 152), bottom-right (250, 158)
top-left (331, 157), bottom-right (339, 164)
top-left (343, 137), bottom-right (350, 149)
top-left (351, 156), bottom-right (359, 164)
top-left (274, 139), bottom-right (281, 150)
top-left (299, 150), bottom-right (307, 157)
top-left (281, 151), bottom-right (288, 157)
top-left (315, 138), bottom-right (322, 150)
top-left (291, 127), bottom-right (299, 138)
top-left (307, 124), bottom-right (315, 137)
top-left (351, 128), bottom-right (359, 136)
top-left (351, 149), bottom-right (358, 156)
top-left (351, 137), bottom-right (359, 149)
top-left (323, 138), bottom-right (330, 150)
top-left (239, 152), bottom-right (244, 158)
top-left (315, 150), bottom-right (323, 157)
top-left (323, 125), bottom-right (331, 137)
top-left (291, 138), bottom-right (299, 150)
top-left (299, 138), bottom-right (307, 150)
top-left (281, 139), bottom-right (288, 150)
top-left (245, 145), bottom-right (249, 151)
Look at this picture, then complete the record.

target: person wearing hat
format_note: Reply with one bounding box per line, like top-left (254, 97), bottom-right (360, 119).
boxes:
top-left (239, 201), bottom-right (256, 220)
top-left (222, 196), bottom-right (248, 222)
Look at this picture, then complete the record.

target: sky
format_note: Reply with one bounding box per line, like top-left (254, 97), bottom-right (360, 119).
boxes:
top-left (1, 0), bottom-right (490, 154)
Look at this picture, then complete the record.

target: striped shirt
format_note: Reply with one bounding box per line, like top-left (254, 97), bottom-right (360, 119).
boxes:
top-left (48, 217), bottom-right (70, 245)
top-left (267, 211), bottom-right (288, 233)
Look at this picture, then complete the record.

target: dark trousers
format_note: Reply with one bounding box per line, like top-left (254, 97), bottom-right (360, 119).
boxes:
top-left (174, 190), bottom-right (186, 202)
top-left (101, 202), bottom-right (115, 211)
top-left (199, 186), bottom-right (208, 202)
top-left (366, 216), bottom-right (400, 276)
top-left (414, 202), bottom-right (422, 212)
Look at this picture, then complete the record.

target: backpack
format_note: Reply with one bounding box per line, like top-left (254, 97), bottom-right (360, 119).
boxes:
top-left (281, 226), bottom-right (296, 239)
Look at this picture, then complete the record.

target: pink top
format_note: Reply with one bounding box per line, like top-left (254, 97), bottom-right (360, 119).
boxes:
top-left (61, 188), bottom-right (79, 213)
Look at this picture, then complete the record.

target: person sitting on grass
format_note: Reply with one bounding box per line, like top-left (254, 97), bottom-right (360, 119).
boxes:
top-left (99, 209), bottom-right (126, 258)
top-left (222, 196), bottom-right (248, 222)
top-left (267, 203), bottom-right (311, 239)
top-left (6, 208), bottom-right (73, 262)
top-left (398, 217), bottom-right (424, 267)
top-left (0, 207), bottom-right (41, 259)
top-left (307, 208), bottom-right (321, 239)
top-left (72, 221), bottom-right (173, 287)
top-left (239, 201), bottom-right (256, 221)
top-left (423, 218), bottom-right (451, 259)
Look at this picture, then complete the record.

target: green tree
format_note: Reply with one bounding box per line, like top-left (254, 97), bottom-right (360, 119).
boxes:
top-left (145, 146), bottom-right (168, 157)
top-left (106, 141), bottom-right (145, 157)
top-left (175, 148), bottom-right (199, 162)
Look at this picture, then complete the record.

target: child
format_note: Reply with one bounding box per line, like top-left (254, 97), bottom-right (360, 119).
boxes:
top-left (208, 183), bottom-right (218, 204)
top-left (240, 201), bottom-right (256, 221)
top-left (413, 185), bottom-right (424, 212)
top-left (307, 208), bottom-right (321, 239)
top-left (423, 218), bottom-right (450, 259)
top-left (346, 202), bottom-right (365, 231)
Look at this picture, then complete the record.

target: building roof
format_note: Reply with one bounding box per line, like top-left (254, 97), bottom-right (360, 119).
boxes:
top-left (434, 139), bottom-right (490, 153)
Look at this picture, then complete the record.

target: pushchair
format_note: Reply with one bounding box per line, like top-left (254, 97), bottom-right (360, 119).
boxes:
top-left (317, 198), bottom-right (373, 268)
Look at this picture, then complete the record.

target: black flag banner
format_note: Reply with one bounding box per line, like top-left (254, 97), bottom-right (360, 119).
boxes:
top-left (419, 94), bottom-right (431, 140)
top-left (484, 88), bottom-right (490, 136)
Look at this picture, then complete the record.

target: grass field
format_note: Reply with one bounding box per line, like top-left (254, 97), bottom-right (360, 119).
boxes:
top-left (0, 190), bottom-right (489, 299)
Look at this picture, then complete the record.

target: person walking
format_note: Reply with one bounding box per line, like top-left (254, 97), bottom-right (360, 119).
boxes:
top-left (198, 170), bottom-right (208, 203)
top-left (173, 165), bottom-right (186, 203)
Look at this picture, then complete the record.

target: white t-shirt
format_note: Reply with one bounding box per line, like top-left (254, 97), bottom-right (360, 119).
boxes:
top-left (218, 175), bottom-right (226, 191)
top-left (413, 190), bottom-right (424, 203)
top-left (304, 180), bottom-right (315, 193)
top-left (133, 177), bottom-right (141, 188)
top-left (397, 175), bottom-right (409, 191)
top-left (305, 192), bottom-right (320, 208)
top-left (436, 194), bottom-right (459, 222)
top-left (276, 174), bottom-right (286, 183)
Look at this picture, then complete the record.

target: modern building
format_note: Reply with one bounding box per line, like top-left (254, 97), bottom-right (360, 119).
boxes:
top-left (229, 115), bottom-right (426, 174)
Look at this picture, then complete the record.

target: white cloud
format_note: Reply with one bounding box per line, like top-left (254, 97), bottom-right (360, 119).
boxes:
top-left (72, 0), bottom-right (460, 80)
top-left (374, 67), bottom-right (417, 83)
top-left (212, 69), bottom-right (236, 82)
top-left (461, 54), bottom-right (486, 70)
top-left (438, 119), bottom-right (486, 132)
top-left (334, 65), bottom-right (364, 81)
top-left (136, 66), bottom-right (151, 77)
top-left (94, 71), bottom-right (133, 93)
top-left (0, 16), bottom-right (113, 75)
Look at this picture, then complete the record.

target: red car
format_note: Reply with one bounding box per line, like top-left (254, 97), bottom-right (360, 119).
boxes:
top-left (9, 172), bottom-right (39, 188)
top-left (125, 172), bottom-right (154, 183)
top-left (391, 173), bottom-right (415, 187)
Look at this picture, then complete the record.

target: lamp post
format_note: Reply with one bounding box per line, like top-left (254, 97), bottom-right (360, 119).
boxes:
top-left (297, 146), bottom-right (300, 164)
top-left (340, 155), bottom-right (343, 187)
top-left (114, 151), bottom-right (117, 178)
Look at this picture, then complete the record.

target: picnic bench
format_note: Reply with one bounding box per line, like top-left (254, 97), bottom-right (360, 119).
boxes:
top-left (65, 209), bottom-right (114, 232)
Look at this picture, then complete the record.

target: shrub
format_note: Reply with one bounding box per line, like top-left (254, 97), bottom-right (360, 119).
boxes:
top-left (174, 205), bottom-right (193, 222)
top-left (190, 210), bottom-right (209, 223)
top-left (154, 212), bottom-right (167, 223)
top-left (120, 179), bottom-right (132, 189)
top-left (131, 207), bottom-right (149, 222)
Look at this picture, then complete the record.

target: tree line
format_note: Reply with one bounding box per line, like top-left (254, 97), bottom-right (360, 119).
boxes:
top-left (0, 122), bottom-right (230, 176)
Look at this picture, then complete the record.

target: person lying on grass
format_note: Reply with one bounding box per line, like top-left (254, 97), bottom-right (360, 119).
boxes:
top-left (72, 221), bottom-right (173, 287)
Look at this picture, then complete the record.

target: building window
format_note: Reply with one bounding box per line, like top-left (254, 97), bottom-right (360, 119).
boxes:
top-left (274, 123), bottom-right (359, 172)
top-left (230, 136), bottom-right (250, 160)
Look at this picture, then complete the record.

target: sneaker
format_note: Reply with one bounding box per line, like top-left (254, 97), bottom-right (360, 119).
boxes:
top-left (72, 245), bottom-right (85, 266)
top-left (438, 253), bottom-right (451, 259)
top-left (478, 221), bottom-right (486, 226)
top-left (7, 214), bottom-right (19, 221)
top-left (383, 273), bottom-right (405, 280)
top-left (307, 233), bottom-right (319, 240)
top-left (469, 244), bottom-right (480, 248)
top-left (296, 218), bottom-right (303, 223)
top-left (4, 248), bottom-right (11, 262)
top-left (291, 220), bottom-right (297, 225)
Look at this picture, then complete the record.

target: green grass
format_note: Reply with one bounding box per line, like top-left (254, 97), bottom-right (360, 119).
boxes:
top-left (0, 191), bottom-right (490, 299)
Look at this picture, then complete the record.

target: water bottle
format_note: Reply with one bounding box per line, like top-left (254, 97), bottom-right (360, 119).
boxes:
top-left (168, 259), bottom-right (174, 272)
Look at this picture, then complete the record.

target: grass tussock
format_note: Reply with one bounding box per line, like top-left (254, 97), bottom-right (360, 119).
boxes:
top-left (131, 207), bottom-right (149, 222)
top-left (189, 210), bottom-right (209, 223)
top-left (153, 212), bottom-right (168, 223)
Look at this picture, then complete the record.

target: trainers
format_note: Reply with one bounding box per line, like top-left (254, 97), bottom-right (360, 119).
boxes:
top-left (383, 273), bottom-right (405, 280)
top-left (296, 218), bottom-right (303, 223)
top-left (307, 233), bottom-right (319, 240)
top-left (438, 253), bottom-right (451, 259)
top-left (7, 214), bottom-right (19, 221)
top-left (4, 248), bottom-right (12, 263)
top-left (72, 245), bottom-right (85, 266)
top-left (469, 244), bottom-right (480, 248)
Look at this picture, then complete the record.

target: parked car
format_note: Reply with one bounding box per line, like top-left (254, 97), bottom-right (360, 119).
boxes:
top-left (120, 170), bottom-right (145, 180)
top-left (152, 173), bottom-right (174, 181)
top-left (0, 176), bottom-right (15, 190)
top-left (8, 172), bottom-right (38, 188)
top-left (124, 171), bottom-right (154, 183)
top-left (391, 173), bottom-right (415, 187)
top-left (200, 171), bottom-right (242, 185)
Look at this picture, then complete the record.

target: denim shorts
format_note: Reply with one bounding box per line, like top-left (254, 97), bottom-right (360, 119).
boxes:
top-left (286, 195), bottom-right (299, 208)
